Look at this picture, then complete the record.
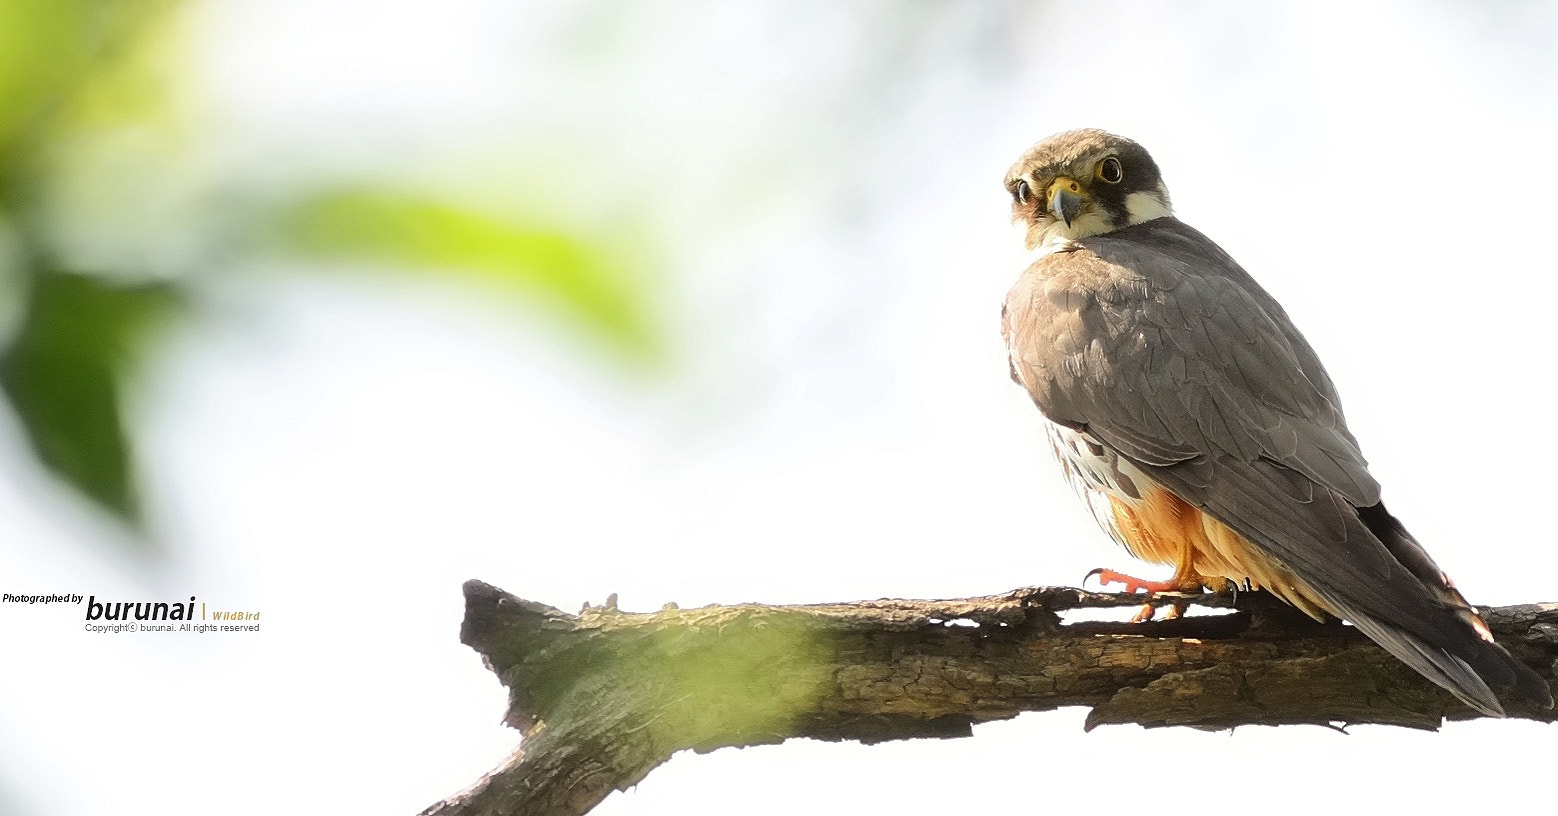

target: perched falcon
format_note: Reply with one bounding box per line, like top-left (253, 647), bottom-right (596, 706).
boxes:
top-left (1001, 128), bottom-right (1553, 716)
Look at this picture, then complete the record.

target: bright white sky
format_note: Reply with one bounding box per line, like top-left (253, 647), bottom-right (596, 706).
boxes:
top-left (2, 1), bottom-right (1556, 814)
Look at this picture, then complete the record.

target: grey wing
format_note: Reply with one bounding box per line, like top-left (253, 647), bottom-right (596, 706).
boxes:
top-left (1004, 220), bottom-right (1551, 713)
top-left (1006, 224), bottom-right (1378, 501)
top-left (1004, 231), bottom-right (1383, 559)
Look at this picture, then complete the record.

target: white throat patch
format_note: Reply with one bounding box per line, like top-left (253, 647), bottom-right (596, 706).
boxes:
top-left (1028, 184), bottom-right (1173, 250)
top-left (1121, 188), bottom-right (1172, 226)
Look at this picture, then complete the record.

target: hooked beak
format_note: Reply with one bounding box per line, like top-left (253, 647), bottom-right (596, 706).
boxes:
top-left (1046, 177), bottom-right (1088, 227)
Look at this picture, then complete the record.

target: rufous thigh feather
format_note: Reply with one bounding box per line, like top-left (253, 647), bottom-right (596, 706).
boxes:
top-left (1111, 485), bottom-right (1332, 618)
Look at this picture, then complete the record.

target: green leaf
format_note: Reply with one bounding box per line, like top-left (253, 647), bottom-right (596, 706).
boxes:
top-left (0, 0), bottom-right (93, 157)
top-left (274, 189), bottom-right (660, 362)
top-left (0, 2), bottom-right (173, 175)
top-left (0, 268), bottom-right (181, 524)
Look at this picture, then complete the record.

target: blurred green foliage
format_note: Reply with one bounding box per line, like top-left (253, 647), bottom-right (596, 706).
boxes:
top-left (277, 189), bottom-right (658, 357)
top-left (0, 1), bottom-right (92, 166)
top-left (0, 0), bottom-right (183, 532)
top-left (0, 270), bottom-right (181, 521)
top-left (0, 0), bottom-right (661, 534)
top-left (0, 1), bottom-right (162, 176)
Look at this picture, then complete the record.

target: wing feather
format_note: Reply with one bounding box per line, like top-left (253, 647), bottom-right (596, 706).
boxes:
top-left (1005, 219), bottom-right (1378, 502)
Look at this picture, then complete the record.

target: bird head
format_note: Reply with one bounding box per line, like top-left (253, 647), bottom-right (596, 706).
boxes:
top-left (1006, 129), bottom-right (1173, 251)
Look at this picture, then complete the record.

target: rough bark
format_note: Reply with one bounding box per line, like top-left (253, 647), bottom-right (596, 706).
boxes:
top-left (420, 581), bottom-right (1558, 816)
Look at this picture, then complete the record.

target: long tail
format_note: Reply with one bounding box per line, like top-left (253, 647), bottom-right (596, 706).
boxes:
top-left (1333, 502), bottom-right (1554, 716)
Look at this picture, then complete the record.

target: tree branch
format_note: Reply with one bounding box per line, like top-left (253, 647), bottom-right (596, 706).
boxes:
top-left (420, 580), bottom-right (1558, 816)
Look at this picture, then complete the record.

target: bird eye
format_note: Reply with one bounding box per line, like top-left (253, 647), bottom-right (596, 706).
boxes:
top-left (1097, 156), bottom-right (1123, 184)
top-left (1013, 179), bottom-right (1032, 205)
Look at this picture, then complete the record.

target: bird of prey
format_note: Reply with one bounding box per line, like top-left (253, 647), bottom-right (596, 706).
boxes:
top-left (1001, 128), bottom-right (1553, 716)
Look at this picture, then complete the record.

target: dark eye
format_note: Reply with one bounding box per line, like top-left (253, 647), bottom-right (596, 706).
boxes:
top-left (1013, 179), bottom-right (1032, 205)
top-left (1097, 156), bottom-right (1123, 184)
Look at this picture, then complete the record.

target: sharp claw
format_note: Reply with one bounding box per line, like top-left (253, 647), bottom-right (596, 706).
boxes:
top-left (1084, 567), bottom-right (1197, 595)
top-left (1086, 568), bottom-right (1147, 593)
top-left (1086, 568), bottom-right (1135, 590)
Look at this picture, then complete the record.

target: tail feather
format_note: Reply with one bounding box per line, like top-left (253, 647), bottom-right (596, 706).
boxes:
top-left (1324, 592), bottom-right (1505, 716)
top-left (1346, 502), bottom-right (1553, 712)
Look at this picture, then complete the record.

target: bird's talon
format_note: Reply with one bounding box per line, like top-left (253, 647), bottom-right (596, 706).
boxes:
top-left (1084, 567), bottom-right (1185, 595)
